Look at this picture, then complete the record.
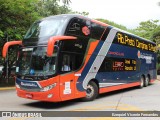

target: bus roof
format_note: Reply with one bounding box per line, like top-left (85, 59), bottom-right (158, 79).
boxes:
top-left (41, 14), bottom-right (108, 26)
top-left (35, 14), bottom-right (155, 45)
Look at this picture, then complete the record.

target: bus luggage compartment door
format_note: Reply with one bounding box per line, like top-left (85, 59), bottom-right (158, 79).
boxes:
top-left (59, 74), bottom-right (75, 101)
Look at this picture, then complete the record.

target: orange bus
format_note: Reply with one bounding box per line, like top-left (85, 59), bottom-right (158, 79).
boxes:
top-left (2, 14), bottom-right (156, 102)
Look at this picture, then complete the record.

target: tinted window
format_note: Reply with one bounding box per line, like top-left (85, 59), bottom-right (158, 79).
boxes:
top-left (65, 18), bottom-right (91, 37)
top-left (24, 17), bottom-right (66, 39)
top-left (61, 38), bottom-right (89, 54)
top-left (91, 23), bottom-right (105, 40)
top-left (59, 37), bottom-right (89, 73)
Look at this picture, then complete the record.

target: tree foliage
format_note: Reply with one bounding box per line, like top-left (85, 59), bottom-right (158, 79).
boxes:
top-left (0, 0), bottom-right (72, 65)
top-left (134, 20), bottom-right (160, 40)
top-left (0, 0), bottom-right (40, 64)
top-left (97, 19), bottom-right (128, 31)
top-left (36, 0), bottom-right (72, 17)
top-left (0, 0), bottom-right (40, 39)
top-left (71, 11), bottom-right (89, 16)
top-left (0, 0), bottom-right (160, 68)
top-left (0, 0), bottom-right (72, 40)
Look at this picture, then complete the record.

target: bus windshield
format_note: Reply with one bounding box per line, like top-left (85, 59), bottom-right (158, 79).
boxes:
top-left (16, 46), bottom-right (58, 76)
top-left (24, 18), bottom-right (65, 39)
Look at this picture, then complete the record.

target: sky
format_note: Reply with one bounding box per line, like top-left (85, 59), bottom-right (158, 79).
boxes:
top-left (70, 0), bottom-right (160, 29)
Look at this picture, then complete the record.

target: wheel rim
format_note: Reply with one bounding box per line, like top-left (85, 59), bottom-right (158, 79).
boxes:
top-left (146, 77), bottom-right (149, 85)
top-left (140, 77), bottom-right (144, 87)
top-left (86, 84), bottom-right (94, 98)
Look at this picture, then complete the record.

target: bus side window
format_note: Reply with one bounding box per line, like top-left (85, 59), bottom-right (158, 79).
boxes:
top-left (91, 22), bottom-right (105, 40)
top-left (99, 57), bottom-right (112, 72)
top-left (61, 54), bottom-right (71, 72)
top-left (60, 53), bottom-right (84, 73)
top-left (74, 54), bottom-right (84, 70)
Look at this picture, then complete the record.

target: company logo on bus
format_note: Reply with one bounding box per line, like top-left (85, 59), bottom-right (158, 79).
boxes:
top-left (137, 50), bottom-right (154, 64)
top-left (82, 26), bottom-right (90, 36)
top-left (21, 82), bottom-right (38, 87)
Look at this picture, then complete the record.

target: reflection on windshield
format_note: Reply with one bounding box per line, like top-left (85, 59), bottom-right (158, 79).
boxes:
top-left (17, 46), bottom-right (58, 76)
top-left (24, 18), bottom-right (65, 39)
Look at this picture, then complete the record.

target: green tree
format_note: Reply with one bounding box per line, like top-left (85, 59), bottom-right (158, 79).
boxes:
top-left (135, 20), bottom-right (160, 67)
top-left (0, 0), bottom-right (40, 65)
top-left (71, 11), bottom-right (89, 16)
top-left (97, 18), bottom-right (131, 32)
top-left (0, 0), bottom-right (74, 81)
top-left (61, 0), bottom-right (71, 5)
top-left (0, 0), bottom-right (40, 40)
top-left (134, 20), bottom-right (159, 40)
top-left (151, 26), bottom-right (160, 42)
top-left (36, 0), bottom-right (72, 17)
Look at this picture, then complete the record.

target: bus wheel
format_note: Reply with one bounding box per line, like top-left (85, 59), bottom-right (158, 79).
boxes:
top-left (82, 81), bottom-right (98, 101)
top-left (144, 76), bottom-right (149, 87)
top-left (139, 76), bottom-right (144, 88)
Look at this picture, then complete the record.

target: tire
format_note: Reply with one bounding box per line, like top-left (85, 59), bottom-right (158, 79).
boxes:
top-left (144, 76), bottom-right (149, 87)
top-left (139, 76), bottom-right (144, 88)
top-left (82, 81), bottom-right (98, 101)
top-left (148, 75), bottom-right (151, 85)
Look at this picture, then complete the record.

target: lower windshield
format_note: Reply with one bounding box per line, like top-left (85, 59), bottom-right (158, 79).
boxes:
top-left (16, 46), bottom-right (58, 76)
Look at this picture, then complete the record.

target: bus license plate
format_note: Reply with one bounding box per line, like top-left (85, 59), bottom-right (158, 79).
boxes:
top-left (26, 93), bottom-right (33, 98)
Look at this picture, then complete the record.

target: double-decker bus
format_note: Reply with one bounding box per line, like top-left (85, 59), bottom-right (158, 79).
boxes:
top-left (2, 14), bottom-right (156, 102)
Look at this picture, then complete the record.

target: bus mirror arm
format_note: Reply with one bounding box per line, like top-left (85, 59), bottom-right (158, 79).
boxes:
top-left (47, 36), bottom-right (77, 57)
top-left (2, 41), bottom-right (22, 58)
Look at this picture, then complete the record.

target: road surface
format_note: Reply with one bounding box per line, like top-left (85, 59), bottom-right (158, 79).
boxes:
top-left (0, 77), bottom-right (160, 120)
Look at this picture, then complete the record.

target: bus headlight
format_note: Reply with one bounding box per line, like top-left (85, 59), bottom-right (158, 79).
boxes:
top-left (16, 83), bottom-right (20, 88)
top-left (40, 83), bottom-right (56, 92)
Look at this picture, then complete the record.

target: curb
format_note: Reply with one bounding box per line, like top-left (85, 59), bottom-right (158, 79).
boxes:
top-left (0, 87), bottom-right (15, 91)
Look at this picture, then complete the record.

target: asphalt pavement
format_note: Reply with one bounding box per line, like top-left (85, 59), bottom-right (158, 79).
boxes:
top-left (0, 76), bottom-right (160, 120)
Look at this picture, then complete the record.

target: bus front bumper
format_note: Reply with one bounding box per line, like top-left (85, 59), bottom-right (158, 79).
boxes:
top-left (16, 87), bottom-right (61, 102)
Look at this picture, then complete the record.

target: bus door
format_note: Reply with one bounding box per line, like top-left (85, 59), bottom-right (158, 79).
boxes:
top-left (59, 54), bottom-right (75, 100)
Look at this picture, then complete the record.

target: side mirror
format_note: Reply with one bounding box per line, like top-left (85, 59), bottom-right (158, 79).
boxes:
top-left (47, 36), bottom-right (77, 57)
top-left (2, 41), bottom-right (22, 58)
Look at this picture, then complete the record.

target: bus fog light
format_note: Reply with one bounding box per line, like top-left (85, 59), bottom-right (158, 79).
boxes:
top-left (40, 83), bottom-right (56, 92)
top-left (48, 94), bottom-right (53, 98)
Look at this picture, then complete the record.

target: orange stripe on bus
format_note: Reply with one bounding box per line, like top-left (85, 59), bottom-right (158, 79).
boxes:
top-left (91, 19), bottom-right (108, 27)
top-left (47, 36), bottom-right (77, 56)
top-left (99, 27), bottom-right (108, 40)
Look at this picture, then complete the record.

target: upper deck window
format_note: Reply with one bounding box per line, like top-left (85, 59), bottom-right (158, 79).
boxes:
top-left (66, 17), bottom-right (106, 40)
top-left (65, 18), bottom-right (91, 37)
top-left (24, 18), bottom-right (66, 39)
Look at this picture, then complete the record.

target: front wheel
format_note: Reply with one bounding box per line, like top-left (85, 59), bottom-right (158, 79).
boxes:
top-left (82, 81), bottom-right (98, 101)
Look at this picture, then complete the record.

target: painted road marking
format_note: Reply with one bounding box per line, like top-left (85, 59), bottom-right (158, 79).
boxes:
top-left (70, 102), bottom-right (142, 111)
top-left (73, 102), bottom-right (141, 120)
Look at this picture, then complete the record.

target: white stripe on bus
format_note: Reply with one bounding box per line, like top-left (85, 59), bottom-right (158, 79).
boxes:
top-left (82, 28), bottom-right (118, 89)
top-left (99, 83), bottom-right (125, 88)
